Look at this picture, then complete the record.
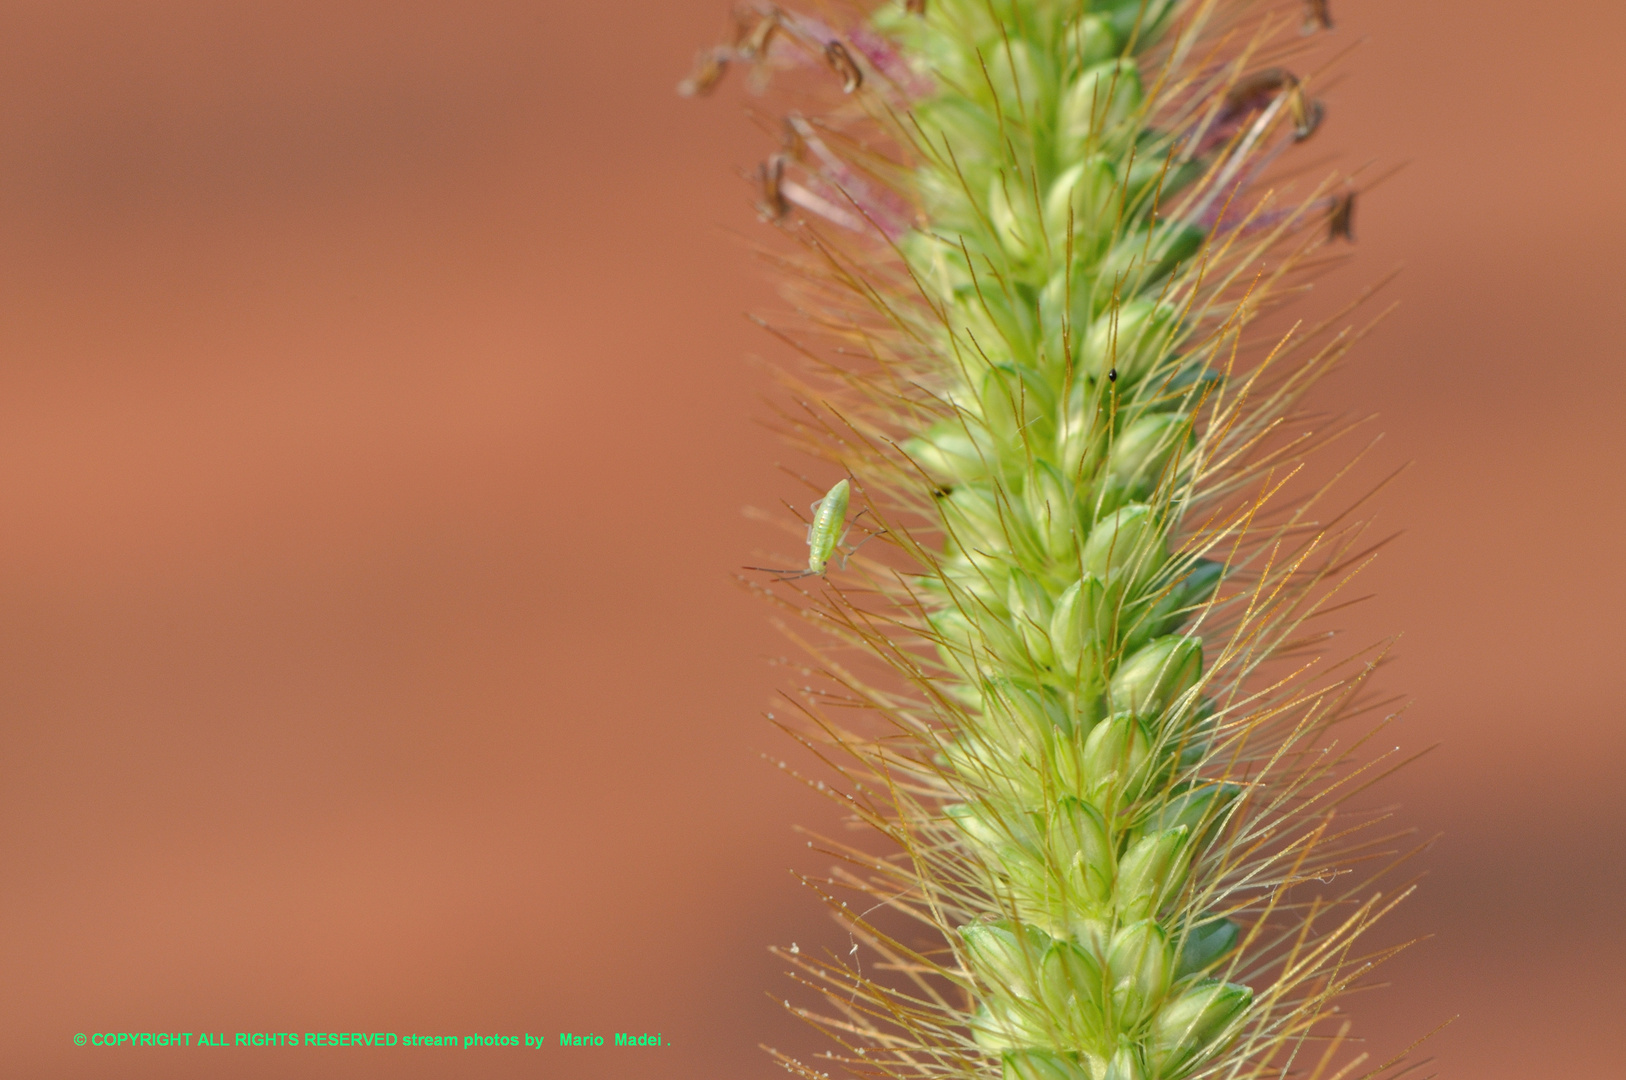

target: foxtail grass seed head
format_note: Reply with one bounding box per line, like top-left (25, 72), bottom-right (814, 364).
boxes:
top-left (688, 3), bottom-right (1425, 1079)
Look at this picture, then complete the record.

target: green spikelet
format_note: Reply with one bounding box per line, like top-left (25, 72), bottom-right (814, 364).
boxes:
top-left (686, 3), bottom-right (1420, 1079)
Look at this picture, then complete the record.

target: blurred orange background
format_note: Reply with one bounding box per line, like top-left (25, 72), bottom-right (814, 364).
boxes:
top-left (0, 2), bottom-right (1619, 1077)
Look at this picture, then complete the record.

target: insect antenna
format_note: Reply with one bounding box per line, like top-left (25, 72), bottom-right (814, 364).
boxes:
top-left (744, 565), bottom-right (820, 582)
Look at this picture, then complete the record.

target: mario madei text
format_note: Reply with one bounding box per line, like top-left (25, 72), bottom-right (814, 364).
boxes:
top-left (82, 1031), bottom-right (665, 1048)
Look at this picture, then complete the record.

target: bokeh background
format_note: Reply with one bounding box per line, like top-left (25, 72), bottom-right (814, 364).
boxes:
top-left (0, 1), bottom-right (1619, 1077)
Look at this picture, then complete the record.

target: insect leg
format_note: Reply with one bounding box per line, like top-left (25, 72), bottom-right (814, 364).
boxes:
top-left (833, 511), bottom-right (889, 569)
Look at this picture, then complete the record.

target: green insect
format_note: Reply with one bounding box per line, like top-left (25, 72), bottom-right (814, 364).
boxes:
top-left (747, 478), bottom-right (882, 581)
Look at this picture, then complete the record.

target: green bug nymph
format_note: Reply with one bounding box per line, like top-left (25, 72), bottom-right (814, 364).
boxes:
top-left (803, 478), bottom-right (850, 576)
top-left (748, 478), bottom-right (878, 581)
